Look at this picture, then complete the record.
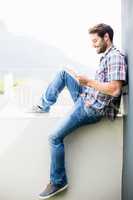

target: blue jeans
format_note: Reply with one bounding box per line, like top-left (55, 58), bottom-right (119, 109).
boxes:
top-left (41, 70), bottom-right (103, 186)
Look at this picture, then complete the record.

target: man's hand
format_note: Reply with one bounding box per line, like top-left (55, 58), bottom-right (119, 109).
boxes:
top-left (85, 100), bottom-right (92, 107)
top-left (80, 93), bottom-right (92, 107)
top-left (76, 75), bottom-right (90, 86)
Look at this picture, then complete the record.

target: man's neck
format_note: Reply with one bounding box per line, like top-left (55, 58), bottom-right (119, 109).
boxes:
top-left (106, 42), bottom-right (113, 51)
top-left (104, 43), bottom-right (113, 55)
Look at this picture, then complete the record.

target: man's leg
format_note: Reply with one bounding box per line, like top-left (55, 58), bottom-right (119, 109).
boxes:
top-left (39, 97), bottom-right (103, 199)
top-left (40, 69), bottom-right (84, 111)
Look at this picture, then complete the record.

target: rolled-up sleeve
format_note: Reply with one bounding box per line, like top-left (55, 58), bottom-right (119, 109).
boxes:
top-left (108, 53), bottom-right (127, 83)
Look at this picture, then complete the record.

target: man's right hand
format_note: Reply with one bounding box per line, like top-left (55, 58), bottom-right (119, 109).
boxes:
top-left (85, 100), bottom-right (92, 107)
top-left (80, 93), bottom-right (85, 97)
top-left (80, 94), bottom-right (92, 107)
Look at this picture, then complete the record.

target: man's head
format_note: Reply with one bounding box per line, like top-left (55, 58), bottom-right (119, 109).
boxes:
top-left (88, 23), bottom-right (114, 54)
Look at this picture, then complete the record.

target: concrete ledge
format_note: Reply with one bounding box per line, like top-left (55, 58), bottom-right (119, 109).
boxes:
top-left (0, 114), bottom-right (123, 200)
top-left (0, 102), bottom-right (123, 119)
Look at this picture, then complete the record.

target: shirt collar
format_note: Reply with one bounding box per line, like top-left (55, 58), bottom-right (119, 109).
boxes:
top-left (100, 44), bottom-right (114, 61)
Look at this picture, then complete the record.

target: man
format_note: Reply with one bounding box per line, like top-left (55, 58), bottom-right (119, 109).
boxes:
top-left (33, 23), bottom-right (127, 199)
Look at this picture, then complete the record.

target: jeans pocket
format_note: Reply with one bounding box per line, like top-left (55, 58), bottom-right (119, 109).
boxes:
top-left (84, 104), bottom-right (104, 118)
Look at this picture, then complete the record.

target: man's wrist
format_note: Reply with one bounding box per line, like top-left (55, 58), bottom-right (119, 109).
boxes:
top-left (87, 79), bottom-right (94, 87)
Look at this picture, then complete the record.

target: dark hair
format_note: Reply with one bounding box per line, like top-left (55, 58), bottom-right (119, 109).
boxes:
top-left (88, 23), bottom-right (114, 42)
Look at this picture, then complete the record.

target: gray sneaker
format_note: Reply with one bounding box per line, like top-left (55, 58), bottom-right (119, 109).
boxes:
top-left (27, 105), bottom-right (50, 113)
top-left (39, 182), bottom-right (68, 199)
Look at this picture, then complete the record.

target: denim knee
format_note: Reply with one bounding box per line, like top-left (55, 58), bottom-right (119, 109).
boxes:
top-left (57, 69), bottom-right (67, 78)
top-left (48, 134), bottom-right (62, 146)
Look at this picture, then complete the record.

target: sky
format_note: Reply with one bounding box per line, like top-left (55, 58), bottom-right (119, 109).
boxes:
top-left (0, 0), bottom-right (121, 68)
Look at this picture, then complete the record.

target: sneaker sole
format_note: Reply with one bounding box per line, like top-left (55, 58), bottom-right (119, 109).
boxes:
top-left (26, 105), bottom-right (50, 114)
top-left (26, 109), bottom-right (49, 114)
top-left (38, 184), bottom-right (68, 199)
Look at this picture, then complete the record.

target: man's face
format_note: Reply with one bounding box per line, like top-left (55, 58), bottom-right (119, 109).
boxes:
top-left (90, 33), bottom-right (107, 54)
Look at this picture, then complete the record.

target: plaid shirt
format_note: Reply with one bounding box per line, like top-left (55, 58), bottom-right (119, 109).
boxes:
top-left (84, 45), bottom-right (127, 120)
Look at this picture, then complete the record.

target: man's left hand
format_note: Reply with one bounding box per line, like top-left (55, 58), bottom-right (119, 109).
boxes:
top-left (77, 75), bottom-right (90, 86)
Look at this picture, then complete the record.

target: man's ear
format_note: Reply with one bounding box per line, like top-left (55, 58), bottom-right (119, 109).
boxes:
top-left (104, 33), bottom-right (109, 42)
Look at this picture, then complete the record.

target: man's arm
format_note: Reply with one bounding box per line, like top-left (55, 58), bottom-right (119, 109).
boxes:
top-left (77, 75), bottom-right (123, 97)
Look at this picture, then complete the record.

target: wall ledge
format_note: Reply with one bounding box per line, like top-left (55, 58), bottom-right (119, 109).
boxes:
top-left (0, 102), bottom-right (124, 119)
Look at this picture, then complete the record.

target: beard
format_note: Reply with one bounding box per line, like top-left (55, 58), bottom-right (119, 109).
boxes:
top-left (96, 40), bottom-right (107, 54)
